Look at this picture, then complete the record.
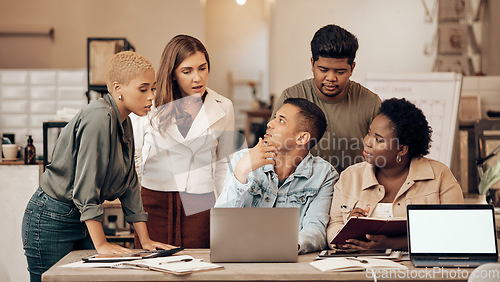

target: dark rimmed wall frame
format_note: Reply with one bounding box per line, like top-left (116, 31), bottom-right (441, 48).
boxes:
top-left (86, 38), bottom-right (135, 103)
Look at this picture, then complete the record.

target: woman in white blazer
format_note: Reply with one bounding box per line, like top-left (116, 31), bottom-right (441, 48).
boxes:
top-left (132, 35), bottom-right (235, 248)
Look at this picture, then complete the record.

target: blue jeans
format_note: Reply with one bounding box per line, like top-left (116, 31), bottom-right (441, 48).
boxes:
top-left (22, 187), bottom-right (94, 282)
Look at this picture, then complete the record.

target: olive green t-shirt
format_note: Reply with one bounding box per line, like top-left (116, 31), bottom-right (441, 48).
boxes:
top-left (40, 94), bottom-right (147, 223)
top-left (273, 79), bottom-right (381, 173)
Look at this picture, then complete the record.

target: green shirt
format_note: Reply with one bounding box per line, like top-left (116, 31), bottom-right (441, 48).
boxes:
top-left (40, 94), bottom-right (147, 223)
top-left (273, 79), bottom-right (381, 173)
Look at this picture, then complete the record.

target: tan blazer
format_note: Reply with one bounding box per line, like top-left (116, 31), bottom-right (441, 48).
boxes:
top-left (327, 157), bottom-right (464, 244)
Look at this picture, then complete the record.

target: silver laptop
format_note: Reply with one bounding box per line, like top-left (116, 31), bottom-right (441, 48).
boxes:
top-left (407, 204), bottom-right (498, 267)
top-left (210, 207), bottom-right (299, 263)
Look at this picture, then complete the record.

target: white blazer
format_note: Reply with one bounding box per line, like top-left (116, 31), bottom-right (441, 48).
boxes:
top-left (132, 88), bottom-right (235, 196)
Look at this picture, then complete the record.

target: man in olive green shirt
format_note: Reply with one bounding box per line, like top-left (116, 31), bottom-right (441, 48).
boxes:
top-left (272, 24), bottom-right (381, 173)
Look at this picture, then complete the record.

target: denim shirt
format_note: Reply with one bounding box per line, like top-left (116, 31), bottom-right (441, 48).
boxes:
top-left (215, 149), bottom-right (338, 254)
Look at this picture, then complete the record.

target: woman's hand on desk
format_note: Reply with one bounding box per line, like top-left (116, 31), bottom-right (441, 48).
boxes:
top-left (343, 234), bottom-right (407, 250)
top-left (95, 242), bottom-right (134, 254)
top-left (133, 221), bottom-right (177, 251)
top-left (86, 219), bottom-right (134, 254)
top-left (140, 239), bottom-right (177, 251)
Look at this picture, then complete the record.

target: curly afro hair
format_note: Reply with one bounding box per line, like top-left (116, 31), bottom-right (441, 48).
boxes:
top-left (378, 98), bottom-right (432, 159)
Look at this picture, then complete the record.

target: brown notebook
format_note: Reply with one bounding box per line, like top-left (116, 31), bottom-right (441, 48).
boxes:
top-left (331, 217), bottom-right (407, 245)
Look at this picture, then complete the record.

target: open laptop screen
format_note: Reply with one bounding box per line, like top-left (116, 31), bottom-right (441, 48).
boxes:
top-left (407, 204), bottom-right (497, 255)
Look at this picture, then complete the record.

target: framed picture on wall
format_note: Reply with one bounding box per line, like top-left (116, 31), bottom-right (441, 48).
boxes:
top-left (459, 96), bottom-right (481, 122)
top-left (438, 0), bottom-right (468, 22)
top-left (89, 40), bottom-right (124, 85)
top-left (437, 55), bottom-right (474, 75)
top-left (438, 23), bottom-right (468, 54)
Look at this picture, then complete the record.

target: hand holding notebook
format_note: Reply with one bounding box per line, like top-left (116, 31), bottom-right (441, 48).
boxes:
top-left (330, 217), bottom-right (407, 246)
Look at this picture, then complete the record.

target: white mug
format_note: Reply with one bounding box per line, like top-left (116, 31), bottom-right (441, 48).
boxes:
top-left (2, 144), bottom-right (19, 159)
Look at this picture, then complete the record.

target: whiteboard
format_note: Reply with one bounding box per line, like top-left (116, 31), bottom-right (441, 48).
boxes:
top-left (365, 72), bottom-right (462, 167)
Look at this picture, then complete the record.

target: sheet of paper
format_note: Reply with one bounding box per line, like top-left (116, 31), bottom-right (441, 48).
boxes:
top-left (310, 257), bottom-right (407, 272)
top-left (61, 261), bottom-right (112, 268)
top-left (61, 255), bottom-right (196, 268)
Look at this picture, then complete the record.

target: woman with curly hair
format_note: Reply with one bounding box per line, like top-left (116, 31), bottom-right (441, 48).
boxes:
top-left (327, 98), bottom-right (463, 250)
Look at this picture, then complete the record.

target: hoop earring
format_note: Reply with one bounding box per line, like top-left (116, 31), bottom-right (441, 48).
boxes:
top-left (396, 155), bottom-right (402, 163)
top-left (118, 95), bottom-right (123, 101)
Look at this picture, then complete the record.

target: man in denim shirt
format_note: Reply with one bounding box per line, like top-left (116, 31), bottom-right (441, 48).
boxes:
top-left (216, 98), bottom-right (338, 254)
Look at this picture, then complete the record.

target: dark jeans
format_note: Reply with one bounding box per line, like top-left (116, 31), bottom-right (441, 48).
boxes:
top-left (22, 187), bottom-right (94, 282)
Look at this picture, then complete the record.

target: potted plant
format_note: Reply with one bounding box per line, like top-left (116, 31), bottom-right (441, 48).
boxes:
top-left (478, 160), bottom-right (500, 205)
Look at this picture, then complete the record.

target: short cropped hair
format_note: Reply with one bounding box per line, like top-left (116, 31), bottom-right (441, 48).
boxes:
top-left (311, 24), bottom-right (359, 65)
top-left (284, 98), bottom-right (327, 149)
top-left (378, 98), bottom-right (433, 159)
top-left (105, 51), bottom-right (154, 93)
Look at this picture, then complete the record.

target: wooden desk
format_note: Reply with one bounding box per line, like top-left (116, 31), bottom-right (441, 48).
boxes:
top-left (0, 160), bottom-right (43, 165)
top-left (42, 249), bottom-right (475, 281)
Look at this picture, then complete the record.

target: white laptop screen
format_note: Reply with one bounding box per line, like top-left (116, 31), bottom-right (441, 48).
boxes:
top-left (408, 209), bottom-right (496, 254)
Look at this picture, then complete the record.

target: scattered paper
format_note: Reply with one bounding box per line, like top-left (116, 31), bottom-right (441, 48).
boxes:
top-left (310, 257), bottom-right (407, 272)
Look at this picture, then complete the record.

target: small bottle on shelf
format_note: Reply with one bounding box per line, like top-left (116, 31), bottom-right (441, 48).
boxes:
top-left (24, 135), bottom-right (36, 165)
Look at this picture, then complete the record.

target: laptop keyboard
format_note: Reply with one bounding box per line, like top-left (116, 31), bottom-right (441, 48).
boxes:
top-left (413, 259), bottom-right (496, 268)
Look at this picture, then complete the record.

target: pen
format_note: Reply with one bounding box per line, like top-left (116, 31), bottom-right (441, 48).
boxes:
top-left (340, 204), bottom-right (353, 212)
top-left (341, 200), bottom-right (359, 212)
top-left (346, 257), bottom-right (368, 264)
top-left (158, 258), bottom-right (193, 265)
top-left (341, 203), bottom-right (370, 216)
